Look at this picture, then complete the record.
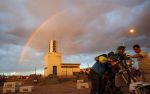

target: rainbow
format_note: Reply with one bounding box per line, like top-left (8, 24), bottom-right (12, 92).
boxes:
top-left (19, 11), bottom-right (65, 62)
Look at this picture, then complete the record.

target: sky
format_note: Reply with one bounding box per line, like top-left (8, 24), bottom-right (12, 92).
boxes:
top-left (0, 0), bottom-right (150, 75)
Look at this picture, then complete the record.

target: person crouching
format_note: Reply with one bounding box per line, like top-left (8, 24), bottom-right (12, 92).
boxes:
top-left (90, 54), bottom-right (108, 94)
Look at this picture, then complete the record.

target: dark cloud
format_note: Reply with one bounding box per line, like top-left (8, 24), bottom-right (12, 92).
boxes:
top-left (27, 0), bottom-right (150, 55)
top-left (0, 32), bottom-right (23, 45)
top-left (0, 0), bottom-right (149, 73)
top-left (135, 2), bottom-right (150, 37)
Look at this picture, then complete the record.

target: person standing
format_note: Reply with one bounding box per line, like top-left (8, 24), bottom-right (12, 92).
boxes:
top-left (131, 44), bottom-right (150, 83)
top-left (115, 46), bottom-right (128, 87)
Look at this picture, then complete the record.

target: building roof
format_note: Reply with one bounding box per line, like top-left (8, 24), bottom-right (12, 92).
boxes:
top-left (61, 63), bottom-right (80, 65)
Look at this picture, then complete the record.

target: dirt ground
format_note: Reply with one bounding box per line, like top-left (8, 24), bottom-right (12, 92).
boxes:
top-left (0, 81), bottom-right (90, 94)
top-left (0, 81), bottom-right (129, 94)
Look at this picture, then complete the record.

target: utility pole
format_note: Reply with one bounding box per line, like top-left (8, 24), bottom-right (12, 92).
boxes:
top-left (35, 67), bottom-right (36, 75)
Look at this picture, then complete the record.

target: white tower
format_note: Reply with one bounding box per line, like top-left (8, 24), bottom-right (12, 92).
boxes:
top-left (44, 40), bottom-right (62, 77)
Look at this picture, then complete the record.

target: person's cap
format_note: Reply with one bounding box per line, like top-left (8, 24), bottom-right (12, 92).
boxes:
top-left (95, 54), bottom-right (107, 61)
top-left (98, 54), bottom-right (108, 63)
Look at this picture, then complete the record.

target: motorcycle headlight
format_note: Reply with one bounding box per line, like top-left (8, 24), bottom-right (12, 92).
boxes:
top-left (127, 62), bottom-right (130, 65)
top-left (126, 61), bottom-right (134, 66)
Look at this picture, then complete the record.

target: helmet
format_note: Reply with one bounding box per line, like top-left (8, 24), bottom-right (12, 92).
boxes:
top-left (98, 56), bottom-right (108, 63)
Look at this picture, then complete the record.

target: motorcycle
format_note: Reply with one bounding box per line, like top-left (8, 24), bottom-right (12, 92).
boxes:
top-left (117, 59), bottom-right (150, 94)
